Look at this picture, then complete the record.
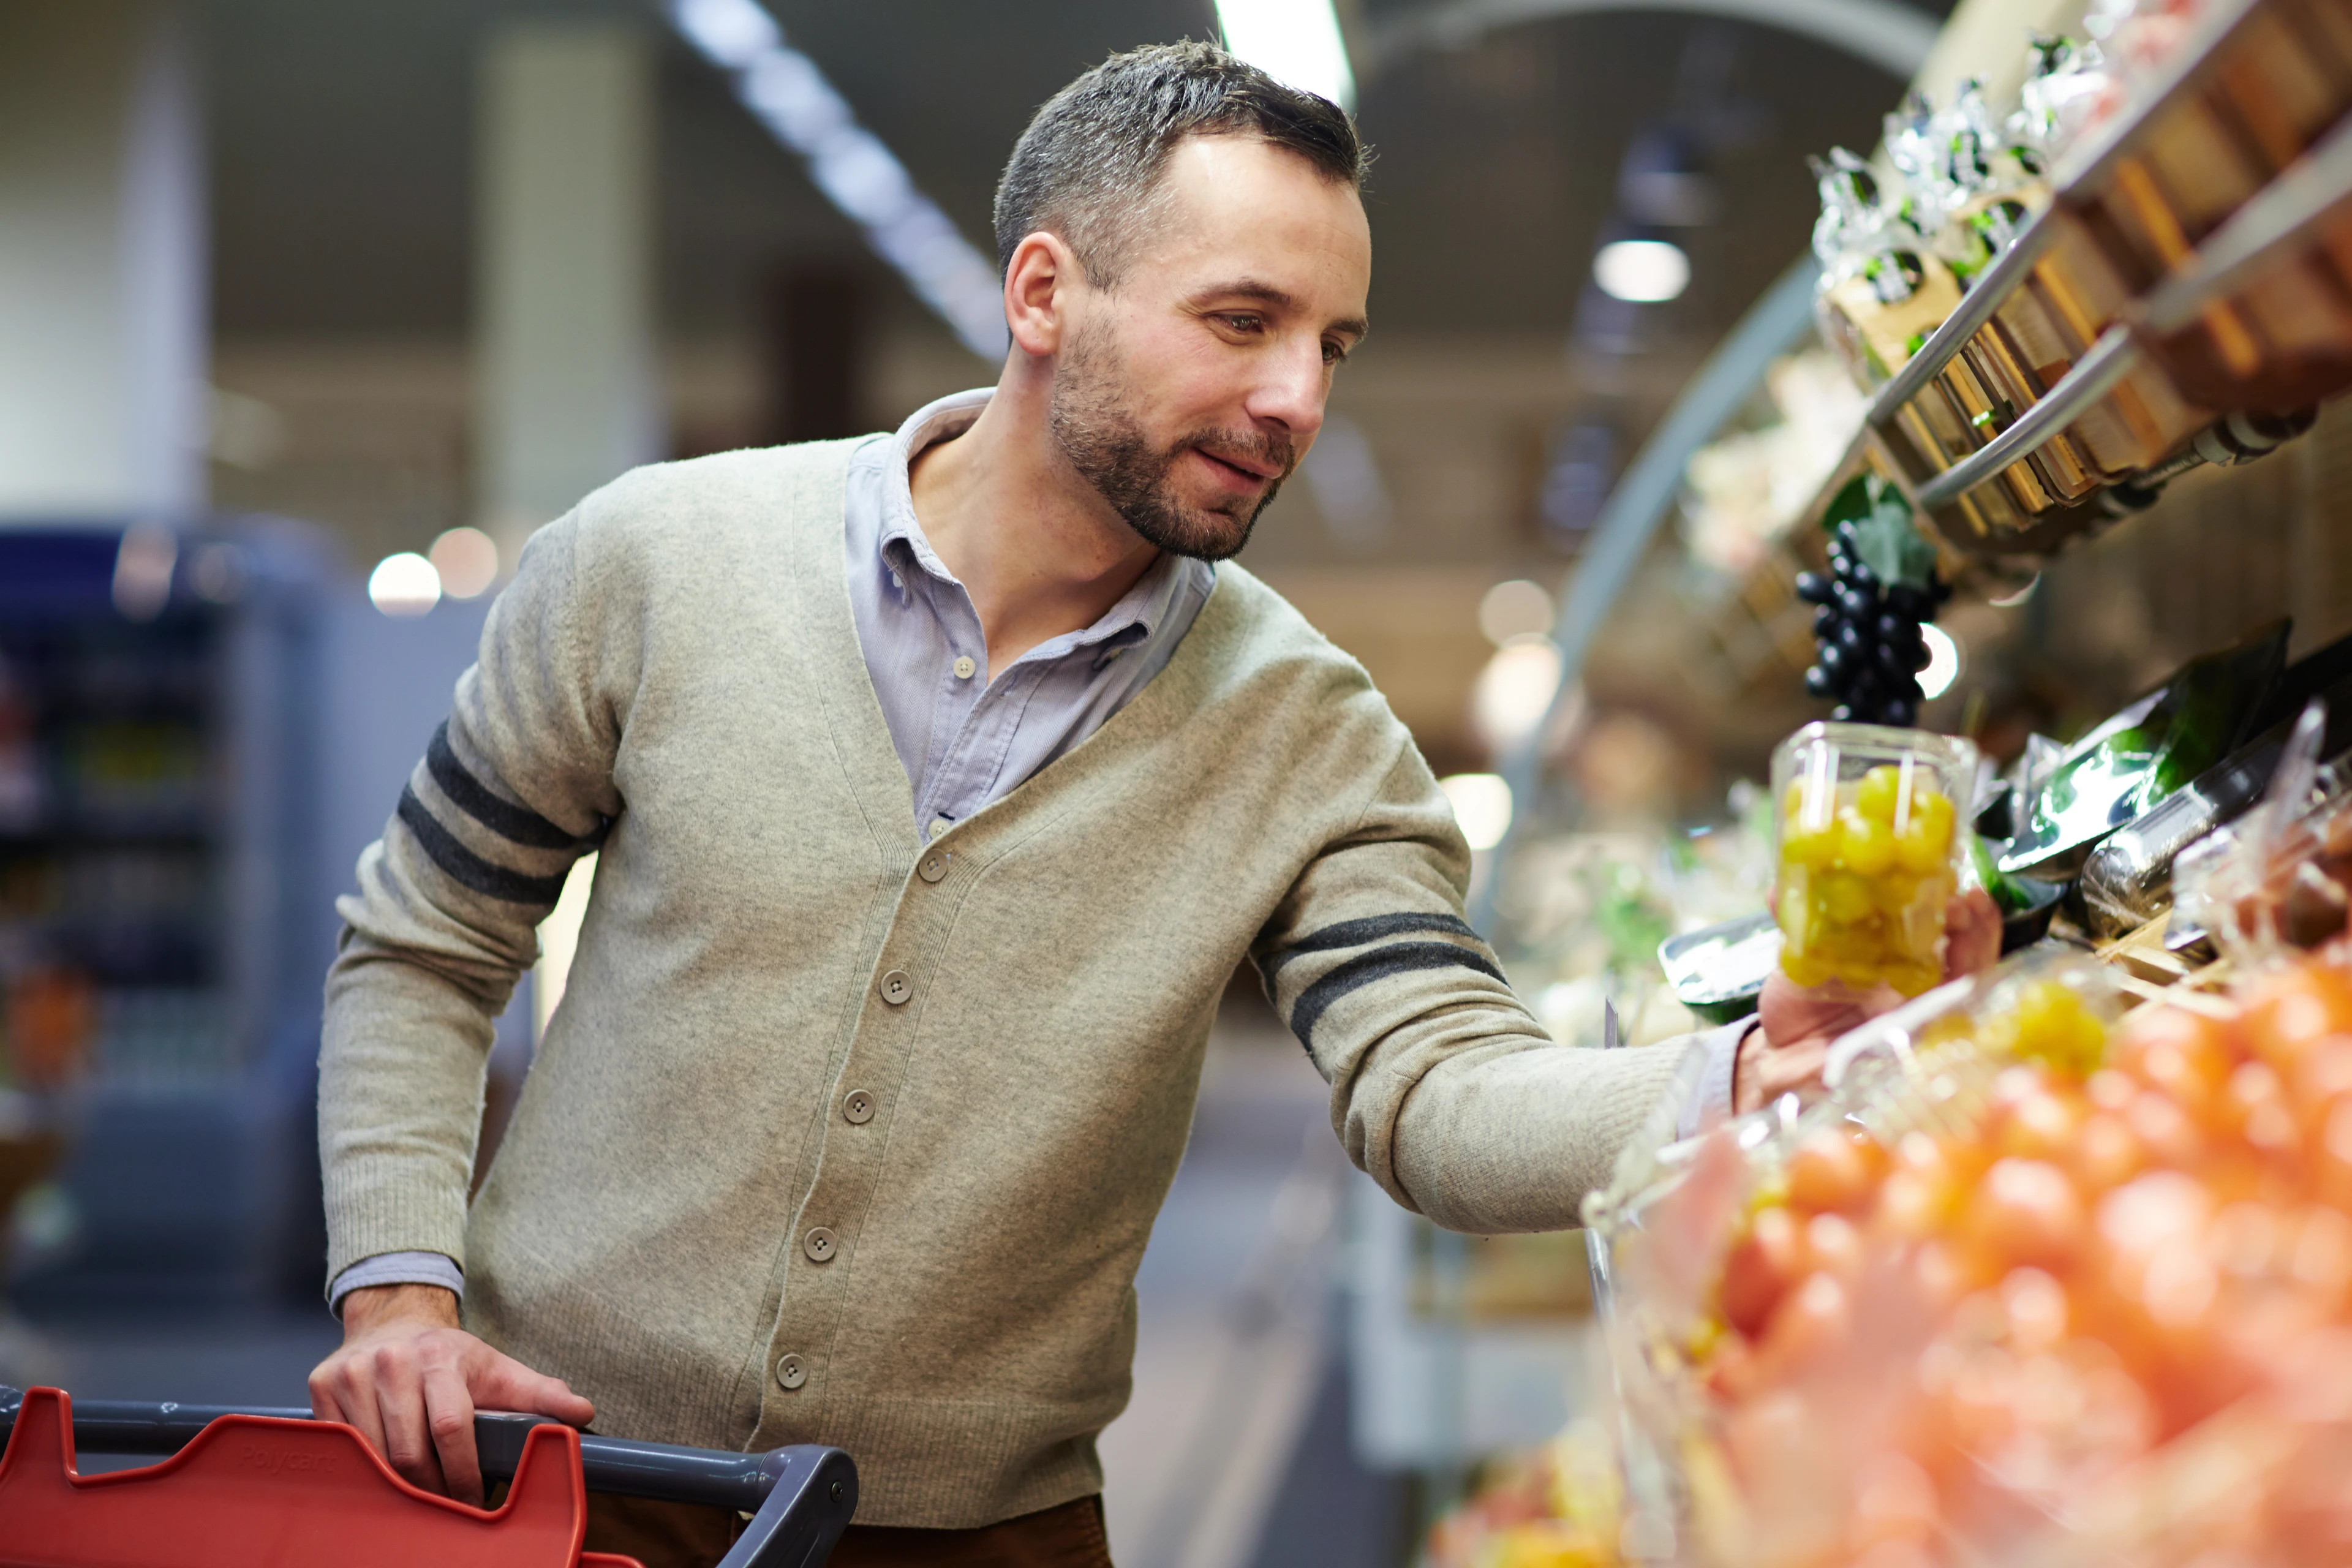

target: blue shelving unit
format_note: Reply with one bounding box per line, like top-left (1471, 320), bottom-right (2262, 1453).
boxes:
top-left (0, 522), bottom-right (336, 1306)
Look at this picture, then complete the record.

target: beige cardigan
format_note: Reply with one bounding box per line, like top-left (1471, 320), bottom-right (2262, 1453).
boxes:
top-left (318, 440), bottom-right (1688, 1525)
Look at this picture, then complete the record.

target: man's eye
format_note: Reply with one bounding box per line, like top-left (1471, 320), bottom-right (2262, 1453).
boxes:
top-left (1322, 341), bottom-right (1351, 365)
top-left (1221, 314), bottom-right (1262, 333)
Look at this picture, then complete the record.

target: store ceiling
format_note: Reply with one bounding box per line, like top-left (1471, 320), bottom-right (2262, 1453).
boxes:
top-left (206, 0), bottom-right (1943, 350)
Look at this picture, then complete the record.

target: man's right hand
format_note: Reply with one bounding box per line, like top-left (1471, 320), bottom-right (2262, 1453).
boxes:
top-left (309, 1282), bottom-right (595, 1506)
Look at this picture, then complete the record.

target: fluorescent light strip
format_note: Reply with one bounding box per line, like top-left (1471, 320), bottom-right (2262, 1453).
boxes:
top-left (669, 0), bottom-right (1009, 359)
top-left (1215, 0), bottom-right (1355, 111)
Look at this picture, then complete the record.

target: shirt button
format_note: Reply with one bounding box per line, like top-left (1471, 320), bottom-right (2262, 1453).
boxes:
top-left (918, 850), bottom-right (951, 883)
top-left (880, 968), bottom-right (912, 1005)
top-left (952, 655), bottom-right (976, 680)
top-left (804, 1227), bottom-right (839, 1263)
top-left (843, 1089), bottom-right (875, 1124)
top-left (776, 1354), bottom-right (807, 1390)
top-left (927, 818), bottom-right (950, 842)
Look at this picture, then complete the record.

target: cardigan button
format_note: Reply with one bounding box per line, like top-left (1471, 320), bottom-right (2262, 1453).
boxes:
top-left (843, 1090), bottom-right (875, 1124)
top-left (918, 850), bottom-right (951, 883)
top-left (880, 969), bottom-right (912, 1005)
top-left (775, 1354), bottom-right (807, 1390)
top-left (804, 1227), bottom-right (839, 1263)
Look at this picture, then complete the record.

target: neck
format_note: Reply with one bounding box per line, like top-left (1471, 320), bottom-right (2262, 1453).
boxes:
top-left (907, 357), bottom-right (1163, 674)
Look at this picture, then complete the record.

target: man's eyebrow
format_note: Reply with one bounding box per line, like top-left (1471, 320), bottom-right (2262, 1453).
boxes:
top-left (1193, 279), bottom-right (1369, 339)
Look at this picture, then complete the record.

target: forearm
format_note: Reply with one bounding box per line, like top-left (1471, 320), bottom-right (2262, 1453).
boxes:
top-left (1385, 1031), bottom-right (1692, 1233)
top-left (320, 938), bottom-right (511, 1284)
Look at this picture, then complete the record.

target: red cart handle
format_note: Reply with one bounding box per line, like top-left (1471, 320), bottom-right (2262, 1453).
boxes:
top-left (0, 1384), bottom-right (855, 1568)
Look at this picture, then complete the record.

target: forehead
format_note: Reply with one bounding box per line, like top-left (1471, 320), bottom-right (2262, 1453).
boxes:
top-left (1132, 134), bottom-right (1371, 304)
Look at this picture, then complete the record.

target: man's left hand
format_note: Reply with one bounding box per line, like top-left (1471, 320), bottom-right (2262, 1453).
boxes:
top-left (1733, 886), bottom-right (2002, 1114)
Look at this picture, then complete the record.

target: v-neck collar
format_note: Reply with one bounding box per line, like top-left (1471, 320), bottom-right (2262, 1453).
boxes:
top-left (783, 439), bottom-right (1234, 867)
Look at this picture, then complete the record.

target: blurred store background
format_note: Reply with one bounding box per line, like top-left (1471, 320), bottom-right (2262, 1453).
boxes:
top-left (7, 0), bottom-right (2351, 1562)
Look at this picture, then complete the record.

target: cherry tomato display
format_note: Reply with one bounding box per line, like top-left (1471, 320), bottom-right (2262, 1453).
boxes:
top-left (1607, 954), bottom-right (2352, 1567)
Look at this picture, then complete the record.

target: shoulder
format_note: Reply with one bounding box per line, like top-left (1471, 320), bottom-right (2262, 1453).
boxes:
top-left (571, 439), bottom-right (875, 542)
top-left (1199, 562), bottom-right (1368, 685)
top-left (1186, 562), bottom-right (1406, 746)
top-left (527, 439), bottom-right (877, 591)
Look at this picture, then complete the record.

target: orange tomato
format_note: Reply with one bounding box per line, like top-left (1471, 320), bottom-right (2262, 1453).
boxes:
top-left (1806, 1212), bottom-right (1865, 1280)
top-left (2125, 1089), bottom-right (2207, 1170)
top-left (2070, 1112), bottom-right (2147, 1194)
top-left (1994, 1083), bottom-right (2089, 1163)
top-left (1787, 1125), bottom-right (1886, 1216)
top-left (1754, 1270), bottom-right (1853, 1384)
top-left (2240, 961), bottom-right (2352, 1072)
top-left (2111, 1006), bottom-right (2237, 1125)
top-left (1721, 1205), bottom-right (1806, 1340)
top-left (1962, 1158), bottom-right (2087, 1269)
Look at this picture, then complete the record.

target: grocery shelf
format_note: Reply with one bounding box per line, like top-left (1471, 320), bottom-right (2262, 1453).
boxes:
top-left (1823, 0), bottom-right (2352, 557)
top-left (1912, 323), bottom-right (2140, 509)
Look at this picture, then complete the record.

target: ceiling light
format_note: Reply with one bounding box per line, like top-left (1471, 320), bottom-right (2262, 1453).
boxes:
top-left (369, 552), bottom-right (441, 617)
top-left (429, 527), bottom-right (500, 600)
top-left (1918, 623), bottom-right (1963, 699)
top-left (1216, 0), bottom-right (1357, 110)
top-left (1594, 239), bottom-right (1691, 303)
top-left (1471, 637), bottom-right (1564, 755)
top-left (1439, 773), bottom-right (1514, 853)
top-left (668, 1), bottom-right (1008, 360)
top-left (1477, 579), bottom-right (1555, 647)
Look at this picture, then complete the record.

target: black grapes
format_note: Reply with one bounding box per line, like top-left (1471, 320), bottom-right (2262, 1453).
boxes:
top-left (1794, 521), bottom-right (1950, 727)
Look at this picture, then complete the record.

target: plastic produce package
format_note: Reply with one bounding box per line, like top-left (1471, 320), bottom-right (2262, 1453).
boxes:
top-left (1584, 947), bottom-right (2352, 1567)
top-left (1997, 622), bottom-right (2288, 878)
top-left (2176, 701), bottom-right (2352, 963)
top-left (1774, 723), bottom-right (1979, 997)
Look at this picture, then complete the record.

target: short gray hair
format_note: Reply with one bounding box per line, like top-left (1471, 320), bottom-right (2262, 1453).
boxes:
top-left (993, 40), bottom-right (1369, 289)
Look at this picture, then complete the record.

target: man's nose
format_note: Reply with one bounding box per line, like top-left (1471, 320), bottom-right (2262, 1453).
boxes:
top-left (1245, 338), bottom-right (1329, 448)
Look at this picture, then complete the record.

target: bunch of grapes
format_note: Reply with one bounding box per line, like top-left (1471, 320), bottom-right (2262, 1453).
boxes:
top-left (1794, 518), bottom-right (1950, 727)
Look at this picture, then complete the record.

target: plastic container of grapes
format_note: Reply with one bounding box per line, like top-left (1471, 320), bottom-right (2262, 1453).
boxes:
top-left (1772, 723), bottom-right (1980, 998)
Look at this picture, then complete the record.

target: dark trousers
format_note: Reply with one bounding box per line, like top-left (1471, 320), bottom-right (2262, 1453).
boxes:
top-left (582, 1491), bottom-right (1115, 1568)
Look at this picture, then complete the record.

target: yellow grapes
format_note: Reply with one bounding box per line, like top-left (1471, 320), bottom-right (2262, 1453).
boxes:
top-left (1778, 763), bottom-right (1958, 995)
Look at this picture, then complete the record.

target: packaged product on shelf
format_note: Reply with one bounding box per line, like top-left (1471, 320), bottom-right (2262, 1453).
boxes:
top-left (1811, 149), bottom-right (1964, 385)
top-left (1888, 81), bottom-right (2049, 288)
top-left (1995, 622), bottom-right (2288, 878)
top-left (2176, 701), bottom-right (2352, 960)
top-left (1773, 723), bottom-right (1979, 997)
top-left (2081, 652), bottom-right (2352, 940)
top-left (1586, 946), bottom-right (2352, 1566)
top-left (2011, 36), bottom-right (2111, 169)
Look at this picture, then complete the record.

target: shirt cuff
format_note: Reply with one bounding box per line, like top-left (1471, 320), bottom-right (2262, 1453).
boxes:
top-left (328, 1251), bottom-right (466, 1315)
top-left (1676, 1017), bottom-right (1758, 1142)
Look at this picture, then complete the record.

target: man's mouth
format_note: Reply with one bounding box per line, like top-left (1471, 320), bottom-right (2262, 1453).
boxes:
top-left (1193, 447), bottom-right (1281, 483)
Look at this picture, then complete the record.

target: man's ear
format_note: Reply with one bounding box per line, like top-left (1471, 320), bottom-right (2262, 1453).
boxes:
top-left (1003, 231), bottom-right (1084, 358)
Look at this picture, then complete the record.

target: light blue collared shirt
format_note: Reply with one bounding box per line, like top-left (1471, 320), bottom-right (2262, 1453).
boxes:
top-left (330, 388), bottom-right (1216, 1310)
top-left (844, 388), bottom-right (1216, 838)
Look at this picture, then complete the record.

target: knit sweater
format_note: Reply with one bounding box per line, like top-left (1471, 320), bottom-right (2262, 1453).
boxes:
top-left (318, 439), bottom-right (1690, 1527)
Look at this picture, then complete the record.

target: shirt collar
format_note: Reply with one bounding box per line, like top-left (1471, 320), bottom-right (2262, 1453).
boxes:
top-left (875, 387), bottom-right (1199, 655)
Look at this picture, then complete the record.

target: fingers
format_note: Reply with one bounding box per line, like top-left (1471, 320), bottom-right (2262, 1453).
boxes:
top-left (471, 1345), bottom-right (596, 1427)
top-left (309, 1351), bottom-right (390, 1468)
top-left (420, 1352), bottom-right (483, 1506)
top-left (369, 1340), bottom-right (450, 1497)
top-left (1739, 1033), bottom-right (1831, 1115)
top-left (1733, 1025), bottom-right (1831, 1115)
top-left (1945, 887), bottom-right (2003, 978)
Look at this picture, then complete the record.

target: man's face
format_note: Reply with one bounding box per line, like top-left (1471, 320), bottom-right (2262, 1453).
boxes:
top-left (1049, 135), bottom-right (1371, 561)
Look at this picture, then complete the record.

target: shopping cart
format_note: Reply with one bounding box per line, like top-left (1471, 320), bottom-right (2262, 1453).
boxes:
top-left (0, 1381), bottom-right (855, 1567)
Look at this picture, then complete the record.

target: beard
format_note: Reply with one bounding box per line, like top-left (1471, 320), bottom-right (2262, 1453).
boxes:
top-left (1048, 327), bottom-right (1295, 563)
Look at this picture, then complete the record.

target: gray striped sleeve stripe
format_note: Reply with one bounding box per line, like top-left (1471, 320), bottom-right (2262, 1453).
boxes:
top-left (1288, 941), bottom-right (1507, 1050)
top-left (1257, 911), bottom-right (1483, 984)
top-left (425, 720), bottom-right (581, 850)
top-left (396, 785), bottom-right (573, 905)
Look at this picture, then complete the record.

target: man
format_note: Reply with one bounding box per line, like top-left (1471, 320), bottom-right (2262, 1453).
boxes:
top-left (311, 41), bottom-right (1988, 1568)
